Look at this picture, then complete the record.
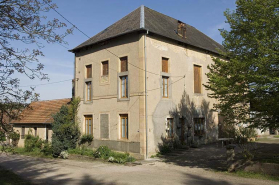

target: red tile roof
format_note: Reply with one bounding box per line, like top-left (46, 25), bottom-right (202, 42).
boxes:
top-left (11, 98), bottom-right (71, 124)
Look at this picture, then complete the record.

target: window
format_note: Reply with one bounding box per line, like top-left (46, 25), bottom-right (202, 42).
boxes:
top-left (167, 118), bottom-right (174, 138)
top-left (178, 21), bottom-right (186, 38)
top-left (86, 65), bottom-right (92, 78)
top-left (85, 115), bottom-right (93, 135)
top-left (102, 61), bottom-right (109, 76)
top-left (120, 114), bottom-right (128, 139)
top-left (194, 65), bottom-right (202, 93)
top-left (21, 126), bottom-right (25, 139)
top-left (162, 76), bottom-right (169, 98)
top-left (120, 76), bottom-right (128, 98)
top-left (194, 118), bottom-right (205, 136)
top-left (120, 56), bottom-right (128, 72)
top-left (85, 81), bottom-right (92, 101)
top-left (162, 57), bottom-right (169, 73)
top-left (34, 127), bottom-right (37, 137)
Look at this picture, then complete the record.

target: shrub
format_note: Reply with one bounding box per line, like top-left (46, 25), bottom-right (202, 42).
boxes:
top-left (79, 134), bottom-right (93, 146)
top-left (93, 146), bottom-right (111, 159)
top-left (52, 98), bottom-right (81, 157)
top-left (60, 151), bottom-right (69, 159)
top-left (93, 146), bottom-right (135, 164)
top-left (9, 131), bottom-right (20, 147)
top-left (24, 133), bottom-right (43, 152)
top-left (41, 142), bottom-right (52, 156)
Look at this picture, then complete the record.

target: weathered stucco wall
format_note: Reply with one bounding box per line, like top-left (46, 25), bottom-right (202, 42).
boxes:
top-left (75, 33), bottom-right (145, 156)
top-left (145, 35), bottom-right (219, 155)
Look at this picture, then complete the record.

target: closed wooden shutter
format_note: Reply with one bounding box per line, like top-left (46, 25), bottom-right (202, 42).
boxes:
top-left (194, 65), bottom-right (201, 93)
top-left (162, 58), bottom-right (168, 73)
top-left (86, 65), bottom-right (92, 78)
top-left (120, 57), bottom-right (128, 72)
top-left (102, 61), bottom-right (109, 76)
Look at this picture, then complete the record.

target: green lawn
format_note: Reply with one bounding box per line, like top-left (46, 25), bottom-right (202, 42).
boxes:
top-left (0, 166), bottom-right (32, 185)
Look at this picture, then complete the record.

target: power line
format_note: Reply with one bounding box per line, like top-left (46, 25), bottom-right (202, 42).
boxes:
top-left (19, 79), bottom-right (72, 87)
top-left (47, 3), bottom-right (184, 78)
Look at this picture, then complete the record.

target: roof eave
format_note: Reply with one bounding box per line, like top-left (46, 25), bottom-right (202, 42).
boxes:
top-left (69, 28), bottom-right (148, 53)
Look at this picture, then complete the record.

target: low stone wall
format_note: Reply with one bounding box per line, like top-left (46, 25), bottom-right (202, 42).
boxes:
top-left (89, 139), bottom-right (143, 159)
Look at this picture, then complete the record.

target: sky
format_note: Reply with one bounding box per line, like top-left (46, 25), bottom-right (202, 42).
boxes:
top-left (18, 0), bottom-right (236, 101)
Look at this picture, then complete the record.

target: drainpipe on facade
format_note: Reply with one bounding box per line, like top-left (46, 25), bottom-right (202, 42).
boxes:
top-left (144, 30), bottom-right (148, 159)
top-left (141, 5), bottom-right (149, 159)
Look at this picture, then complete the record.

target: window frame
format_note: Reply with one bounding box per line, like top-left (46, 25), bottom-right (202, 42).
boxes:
top-left (162, 57), bottom-right (169, 73)
top-left (120, 56), bottom-right (128, 72)
top-left (166, 118), bottom-right (174, 138)
top-left (194, 65), bottom-right (202, 94)
top-left (120, 75), bottom-right (128, 99)
top-left (162, 76), bottom-right (169, 98)
top-left (194, 118), bottom-right (205, 136)
top-left (120, 114), bottom-right (128, 140)
top-left (85, 115), bottom-right (93, 136)
top-left (101, 60), bottom-right (109, 76)
top-left (86, 65), bottom-right (92, 79)
top-left (85, 81), bottom-right (92, 101)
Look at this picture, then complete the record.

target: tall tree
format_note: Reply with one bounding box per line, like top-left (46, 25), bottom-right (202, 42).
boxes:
top-left (0, 0), bottom-right (72, 138)
top-left (205, 0), bottom-right (279, 130)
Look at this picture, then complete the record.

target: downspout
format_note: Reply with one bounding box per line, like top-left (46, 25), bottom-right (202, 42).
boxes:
top-left (140, 5), bottom-right (148, 159)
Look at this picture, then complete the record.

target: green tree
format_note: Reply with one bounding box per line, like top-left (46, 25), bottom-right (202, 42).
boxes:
top-left (0, 0), bottom-right (72, 140)
top-left (205, 0), bottom-right (279, 130)
top-left (51, 98), bottom-right (81, 157)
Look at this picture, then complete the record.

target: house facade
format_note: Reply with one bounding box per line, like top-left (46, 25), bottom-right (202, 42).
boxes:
top-left (12, 98), bottom-right (71, 147)
top-left (71, 6), bottom-right (223, 158)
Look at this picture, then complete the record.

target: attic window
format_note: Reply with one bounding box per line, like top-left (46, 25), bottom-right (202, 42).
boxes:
top-left (177, 21), bottom-right (186, 38)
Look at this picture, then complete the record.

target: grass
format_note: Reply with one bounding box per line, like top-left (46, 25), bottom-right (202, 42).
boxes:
top-left (223, 170), bottom-right (279, 182)
top-left (274, 135), bottom-right (279, 138)
top-left (0, 166), bottom-right (32, 185)
top-left (13, 147), bottom-right (53, 159)
top-left (68, 148), bottom-right (95, 157)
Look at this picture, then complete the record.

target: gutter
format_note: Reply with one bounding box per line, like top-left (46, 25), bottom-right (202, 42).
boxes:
top-left (140, 5), bottom-right (149, 159)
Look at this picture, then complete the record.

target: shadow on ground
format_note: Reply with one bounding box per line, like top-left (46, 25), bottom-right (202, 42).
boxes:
top-left (0, 154), bottom-right (117, 185)
top-left (160, 143), bottom-right (229, 171)
top-left (159, 141), bottom-right (279, 171)
top-left (183, 173), bottom-right (233, 185)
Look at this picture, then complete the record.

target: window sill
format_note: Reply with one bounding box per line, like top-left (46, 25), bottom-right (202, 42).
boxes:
top-left (118, 97), bottom-right (129, 102)
top-left (118, 138), bottom-right (129, 142)
top-left (193, 93), bottom-right (204, 96)
top-left (84, 100), bottom-right (93, 104)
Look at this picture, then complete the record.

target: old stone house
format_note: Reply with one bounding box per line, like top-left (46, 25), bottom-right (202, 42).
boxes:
top-left (70, 6), bottom-right (223, 158)
top-left (12, 98), bottom-right (71, 147)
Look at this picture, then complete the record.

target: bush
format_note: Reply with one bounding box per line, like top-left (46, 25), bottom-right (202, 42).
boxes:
top-left (60, 151), bottom-right (69, 159)
top-left (158, 134), bottom-right (182, 154)
top-left (93, 146), bottom-right (111, 159)
top-left (41, 142), bottom-right (52, 156)
top-left (24, 133), bottom-right (43, 152)
top-left (52, 98), bottom-right (81, 157)
top-left (93, 146), bottom-right (135, 164)
top-left (79, 134), bottom-right (93, 146)
top-left (9, 131), bottom-right (20, 147)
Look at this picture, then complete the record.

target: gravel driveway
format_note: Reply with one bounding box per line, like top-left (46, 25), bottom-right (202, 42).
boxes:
top-left (0, 153), bottom-right (278, 185)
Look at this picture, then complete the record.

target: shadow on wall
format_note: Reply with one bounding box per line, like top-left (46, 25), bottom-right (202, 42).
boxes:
top-left (168, 91), bottom-right (217, 145)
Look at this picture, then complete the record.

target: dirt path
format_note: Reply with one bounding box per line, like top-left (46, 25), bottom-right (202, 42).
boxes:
top-left (0, 154), bottom-right (278, 185)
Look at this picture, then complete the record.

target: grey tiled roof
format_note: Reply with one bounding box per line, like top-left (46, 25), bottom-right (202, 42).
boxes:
top-left (71, 6), bottom-right (223, 54)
